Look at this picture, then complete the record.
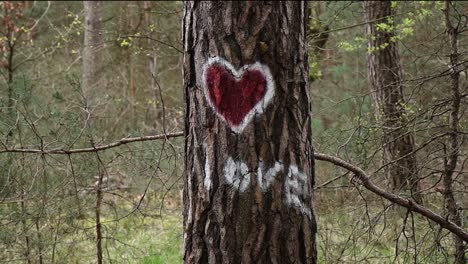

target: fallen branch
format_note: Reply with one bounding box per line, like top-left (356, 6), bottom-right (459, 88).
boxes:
top-left (314, 152), bottom-right (468, 243)
top-left (0, 132), bottom-right (184, 155)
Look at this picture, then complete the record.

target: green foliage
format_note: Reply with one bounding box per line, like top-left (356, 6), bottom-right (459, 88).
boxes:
top-left (309, 60), bottom-right (322, 80)
top-left (335, 2), bottom-right (439, 54)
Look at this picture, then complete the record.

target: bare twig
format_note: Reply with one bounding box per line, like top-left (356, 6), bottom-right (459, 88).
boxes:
top-left (28, 1), bottom-right (51, 32)
top-left (0, 132), bottom-right (184, 154)
top-left (119, 34), bottom-right (183, 53)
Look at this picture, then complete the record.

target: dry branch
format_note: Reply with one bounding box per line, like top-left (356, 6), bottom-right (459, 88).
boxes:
top-left (314, 152), bottom-right (468, 243)
top-left (0, 132), bottom-right (183, 155)
top-left (2, 131), bottom-right (467, 243)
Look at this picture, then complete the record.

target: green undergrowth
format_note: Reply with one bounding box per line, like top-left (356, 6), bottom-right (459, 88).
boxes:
top-left (56, 210), bottom-right (183, 264)
top-left (315, 203), bottom-right (455, 263)
top-left (26, 197), bottom-right (455, 263)
top-left (140, 214), bottom-right (183, 264)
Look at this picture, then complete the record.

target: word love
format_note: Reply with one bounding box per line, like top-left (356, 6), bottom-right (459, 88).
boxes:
top-left (202, 57), bottom-right (275, 133)
top-left (222, 158), bottom-right (284, 191)
top-left (205, 156), bottom-right (311, 218)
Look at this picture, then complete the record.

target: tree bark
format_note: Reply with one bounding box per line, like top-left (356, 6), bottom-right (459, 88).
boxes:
top-left (364, 1), bottom-right (420, 197)
top-left (443, 2), bottom-right (466, 263)
top-left (183, 2), bottom-right (316, 263)
top-left (82, 1), bottom-right (105, 98)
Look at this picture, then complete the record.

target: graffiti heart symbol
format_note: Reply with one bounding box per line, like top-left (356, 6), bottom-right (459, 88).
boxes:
top-left (202, 57), bottom-right (275, 133)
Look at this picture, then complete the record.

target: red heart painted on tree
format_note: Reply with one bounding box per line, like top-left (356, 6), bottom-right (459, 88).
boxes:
top-left (202, 57), bottom-right (275, 133)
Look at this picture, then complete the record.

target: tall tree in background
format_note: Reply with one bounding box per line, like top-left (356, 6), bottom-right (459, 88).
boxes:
top-left (443, 2), bottom-right (465, 263)
top-left (364, 1), bottom-right (420, 198)
top-left (183, 2), bottom-right (316, 263)
top-left (82, 1), bottom-right (104, 99)
top-left (82, 2), bottom-right (105, 263)
top-left (144, 1), bottom-right (160, 130)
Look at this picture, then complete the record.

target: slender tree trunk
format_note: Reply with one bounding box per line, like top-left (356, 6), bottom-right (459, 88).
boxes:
top-left (6, 28), bottom-right (16, 143)
top-left (35, 216), bottom-right (44, 264)
top-left (143, 1), bottom-right (159, 131)
top-left (83, 3), bottom-right (105, 263)
top-left (95, 170), bottom-right (104, 264)
top-left (20, 194), bottom-right (32, 264)
top-left (443, 2), bottom-right (466, 263)
top-left (144, 1), bottom-right (160, 130)
top-left (183, 2), bottom-right (316, 263)
top-left (82, 1), bottom-right (104, 98)
top-left (364, 1), bottom-right (420, 198)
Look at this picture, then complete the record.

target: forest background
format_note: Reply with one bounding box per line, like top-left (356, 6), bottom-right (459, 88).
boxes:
top-left (0, 1), bottom-right (467, 263)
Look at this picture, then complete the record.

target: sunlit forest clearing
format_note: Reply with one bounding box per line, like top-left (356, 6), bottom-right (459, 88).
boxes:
top-left (1, 1), bottom-right (467, 263)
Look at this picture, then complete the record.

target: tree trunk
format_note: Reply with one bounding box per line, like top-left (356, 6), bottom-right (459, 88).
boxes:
top-left (443, 2), bottom-right (466, 263)
top-left (83, 3), bottom-right (105, 262)
top-left (183, 2), bottom-right (316, 264)
top-left (82, 1), bottom-right (104, 98)
top-left (364, 1), bottom-right (420, 197)
top-left (95, 170), bottom-right (104, 264)
top-left (127, 9), bottom-right (136, 125)
top-left (144, 1), bottom-right (160, 130)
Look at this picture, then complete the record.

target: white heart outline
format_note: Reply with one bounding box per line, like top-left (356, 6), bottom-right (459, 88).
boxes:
top-left (202, 56), bottom-right (275, 133)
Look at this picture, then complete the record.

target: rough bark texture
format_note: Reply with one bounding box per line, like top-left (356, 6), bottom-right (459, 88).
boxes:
top-left (82, 1), bottom-right (104, 98)
top-left (443, 2), bottom-right (466, 263)
top-left (183, 2), bottom-right (316, 264)
top-left (364, 1), bottom-right (419, 196)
